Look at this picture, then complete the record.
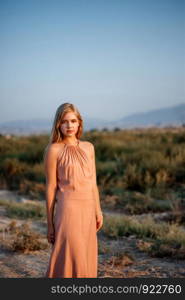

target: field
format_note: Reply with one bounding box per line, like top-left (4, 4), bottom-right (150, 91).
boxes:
top-left (0, 127), bottom-right (185, 277)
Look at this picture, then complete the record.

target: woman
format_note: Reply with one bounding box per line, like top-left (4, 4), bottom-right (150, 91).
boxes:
top-left (44, 103), bottom-right (103, 278)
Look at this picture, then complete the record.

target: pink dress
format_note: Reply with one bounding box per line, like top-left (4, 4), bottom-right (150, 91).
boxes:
top-left (45, 139), bottom-right (98, 278)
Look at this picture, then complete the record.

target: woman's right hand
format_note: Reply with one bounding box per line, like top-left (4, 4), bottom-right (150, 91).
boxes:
top-left (47, 225), bottom-right (55, 244)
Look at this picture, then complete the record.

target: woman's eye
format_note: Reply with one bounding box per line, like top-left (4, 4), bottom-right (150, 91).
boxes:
top-left (61, 119), bottom-right (77, 124)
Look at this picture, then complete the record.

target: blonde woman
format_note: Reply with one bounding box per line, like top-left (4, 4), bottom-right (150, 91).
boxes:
top-left (44, 103), bottom-right (103, 278)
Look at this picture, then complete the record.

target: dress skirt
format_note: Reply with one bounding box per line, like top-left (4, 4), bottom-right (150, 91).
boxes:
top-left (45, 197), bottom-right (98, 278)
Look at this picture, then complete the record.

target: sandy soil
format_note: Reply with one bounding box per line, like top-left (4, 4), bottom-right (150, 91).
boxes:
top-left (0, 190), bottom-right (185, 278)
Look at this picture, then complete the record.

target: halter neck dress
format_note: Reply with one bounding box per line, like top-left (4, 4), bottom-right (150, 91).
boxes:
top-left (45, 139), bottom-right (98, 278)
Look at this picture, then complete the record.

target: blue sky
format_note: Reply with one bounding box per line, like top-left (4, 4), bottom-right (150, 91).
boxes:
top-left (0, 0), bottom-right (184, 123)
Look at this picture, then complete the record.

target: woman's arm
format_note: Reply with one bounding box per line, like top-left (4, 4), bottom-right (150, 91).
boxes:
top-left (44, 144), bottom-right (58, 228)
top-left (91, 143), bottom-right (103, 218)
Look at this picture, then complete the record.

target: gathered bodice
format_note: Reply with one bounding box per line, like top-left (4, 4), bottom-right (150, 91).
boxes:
top-left (56, 140), bottom-right (94, 200)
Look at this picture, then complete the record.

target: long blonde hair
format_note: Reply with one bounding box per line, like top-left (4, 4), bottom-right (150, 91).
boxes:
top-left (43, 103), bottom-right (83, 159)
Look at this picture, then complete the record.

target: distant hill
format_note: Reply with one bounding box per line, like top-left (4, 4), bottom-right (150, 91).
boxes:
top-left (110, 103), bottom-right (185, 129)
top-left (0, 103), bottom-right (184, 135)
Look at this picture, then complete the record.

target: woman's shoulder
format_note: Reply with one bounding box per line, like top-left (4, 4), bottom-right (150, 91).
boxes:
top-left (80, 140), bottom-right (94, 149)
top-left (45, 142), bottom-right (62, 151)
top-left (80, 141), bottom-right (95, 157)
top-left (44, 142), bottom-right (64, 157)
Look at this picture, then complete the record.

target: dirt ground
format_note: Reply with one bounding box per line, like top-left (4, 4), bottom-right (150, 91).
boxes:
top-left (0, 190), bottom-right (185, 278)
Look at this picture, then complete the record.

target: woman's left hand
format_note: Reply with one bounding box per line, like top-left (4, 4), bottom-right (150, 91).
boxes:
top-left (96, 214), bottom-right (103, 232)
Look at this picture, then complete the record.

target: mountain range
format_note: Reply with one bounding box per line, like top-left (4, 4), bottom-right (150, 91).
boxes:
top-left (0, 103), bottom-right (184, 135)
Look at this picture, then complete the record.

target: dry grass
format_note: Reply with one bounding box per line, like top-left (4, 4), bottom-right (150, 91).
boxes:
top-left (0, 199), bottom-right (46, 220)
top-left (0, 220), bottom-right (48, 253)
top-left (103, 214), bottom-right (185, 259)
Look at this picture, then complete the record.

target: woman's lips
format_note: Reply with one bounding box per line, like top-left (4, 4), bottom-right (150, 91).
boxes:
top-left (67, 130), bottom-right (74, 132)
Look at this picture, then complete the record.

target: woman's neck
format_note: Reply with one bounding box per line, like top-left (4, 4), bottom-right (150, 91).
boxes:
top-left (62, 136), bottom-right (78, 144)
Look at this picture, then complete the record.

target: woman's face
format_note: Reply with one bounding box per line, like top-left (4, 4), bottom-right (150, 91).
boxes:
top-left (60, 112), bottom-right (79, 138)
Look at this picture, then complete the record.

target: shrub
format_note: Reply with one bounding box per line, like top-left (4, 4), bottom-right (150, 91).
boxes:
top-left (2, 221), bottom-right (48, 253)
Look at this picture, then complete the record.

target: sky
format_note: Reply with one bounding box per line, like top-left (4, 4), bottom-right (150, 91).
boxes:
top-left (0, 0), bottom-right (184, 123)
